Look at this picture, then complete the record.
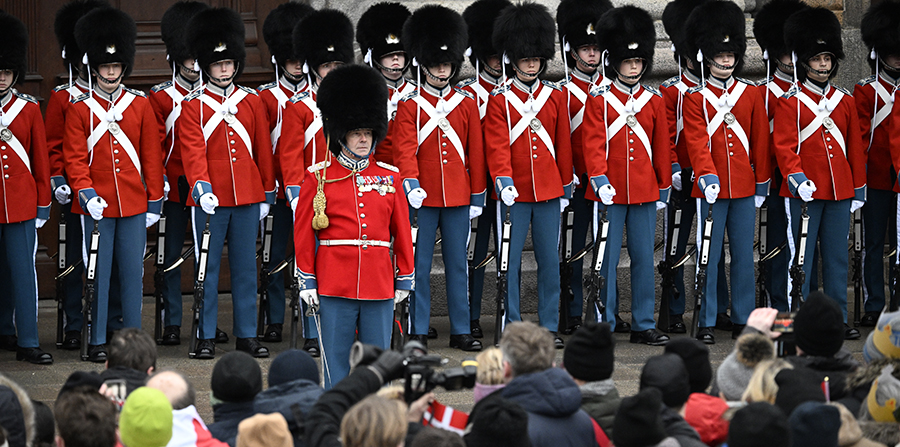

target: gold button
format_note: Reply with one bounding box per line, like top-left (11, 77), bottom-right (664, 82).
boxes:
top-left (360, 213), bottom-right (366, 218)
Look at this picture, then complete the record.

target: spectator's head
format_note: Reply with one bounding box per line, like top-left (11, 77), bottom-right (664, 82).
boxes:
top-left (31, 401), bottom-right (55, 447)
top-left (146, 370), bottom-right (195, 410)
top-left (211, 351), bottom-right (262, 405)
top-left (794, 291), bottom-right (844, 357)
top-left (774, 367), bottom-right (826, 416)
top-left (118, 387), bottom-right (172, 447)
top-left (717, 332), bottom-right (776, 401)
top-left (563, 322), bottom-right (615, 384)
top-left (0, 374), bottom-right (34, 447)
top-left (58, 372), bottom-right (103, 398)
top-left (613, 388), bottom-right (677, 447)
top-left (268, 349), bottom-right (319, 387)
top-left (863, 309), bottom-right (900, 362)
top-left (665, 337), bottom-right (712, 393)
top-left (789, 402), bottom-right (840, 447)
top-left (682, 393), bottom-right (729, 446)
top-left (54, 388), bottom-right (117, 447)
top-left (499, 321), bottom-right (555, 380)
top-left (464, 391), bottom-right (531, 447)
top-left (107, 329), bottom-right (157, 374)
top-left (410, 427), bottom-right (464, 447)
top-left (236, 413), bottom-right (292, 447)
top-left (473, 347), bottom-right (504, 403)
top-left (742, 359), bottom-right (792, 404)
top-left (640, 354), bottom-right (690, 410)
top-left (860, 363), bottom-right (900, 422)
top-left (829, 402), bottom-right (874, 446)
top-left (727, 402), bottom-right (790, 447)
top-left (340, 395), bottom-right (407, 447)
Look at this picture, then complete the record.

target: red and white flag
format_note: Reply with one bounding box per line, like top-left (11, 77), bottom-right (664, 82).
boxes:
top-left (423, 400), bottom-right (469, 435)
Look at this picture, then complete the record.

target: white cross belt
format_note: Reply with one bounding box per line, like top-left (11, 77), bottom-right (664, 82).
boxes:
top-left (700, 82), bottom-right (750, 156)
top-left (413, 93), bottom-right (466, 164)
top-left (199, 89), bottom-right (252, 158)
top-left (85, 93), bottom-right (140, 174)
top-left (797, 90), bottom-right (846, 156)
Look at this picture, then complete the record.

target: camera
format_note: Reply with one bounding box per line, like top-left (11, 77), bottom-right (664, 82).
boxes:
top-left (401, 341), bottom-right (478, 403)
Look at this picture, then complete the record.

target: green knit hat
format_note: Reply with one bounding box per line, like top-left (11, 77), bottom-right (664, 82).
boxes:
top-left (119, 387), bottom-right (173, 447)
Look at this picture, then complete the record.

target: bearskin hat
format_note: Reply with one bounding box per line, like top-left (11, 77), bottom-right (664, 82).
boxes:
top-left (557, 0), bottom-right (613, 68)
top-left (403, 5), bottom-right (468, 69)
top-left (861, 0), bottom-right (900, 70)
top-left (264, 2), bottom-right (314, 70)
top-left (357, 3), bottom-right (411, 63)
top-left (317, 65), bottom-right (388, 155)
top-left (784, 7), bottom-right (843, 81)
top-left (463, 0), bottom-right (512, 69)
top-left (753, 0), bottom-right (807, 61)
top-left (55, 0), bottom-right (109, 69)
top-left (662, 0), bottom-right (710, 65)
top-left (0, 11), bottom-right (28, 82)
top-left (684, 0), bottom-right (746, 75)
top-left (74, 8), bottom-right (136, 79)
top-left (597, 6), bottom-right (655, 79)
top-left (186, 8), bottom-right (246, 79)
top-left (493, 2), bottom-right (556, 63)
top-left (161, 1), bottom-right (209, 68)
top-left (294, 9), bottom-right (354, 73)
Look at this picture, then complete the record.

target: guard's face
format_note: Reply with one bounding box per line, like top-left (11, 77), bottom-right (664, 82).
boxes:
top-left (317, 62), bottom-right (343, 80)
top-left (345, 129), bottom-right (373, 158)
top-left (778, 53), bottom-right (794, 74)
top-left (709, 52), bottom-right (735, 79)
top-left (806, 53), bottom-right (832, 82)
top-left (884, 54), bottom-right (900, 70)
top-left (96, 63), bottom-right (124, 92)
top-left (379, 53), bottom-right (406, 81)
top-left (574, 45), bottom-right (600, 72)
top-left (426, 62), bottom-right (453, 88)
top-left (515, 57), bottom-right (541, 82)
top-left (617, 58), bottom-right (643, 82)
top-left (0, 70), bottom-right (14, 91)
top-left (485, 55), bottom-right (502, 73)
top-left (180, 59), bottom-right (201, 82)
top-left (284, 59), bottom-right (304, 77)
top-left (208, 60), bottom-right (236, 87)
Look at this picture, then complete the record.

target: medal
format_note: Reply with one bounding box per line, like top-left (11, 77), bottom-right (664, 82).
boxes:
top-left (438, 118), bottom-right (450, 131)
top-left (108, 122), bottom-right (121, 135)
top-left (529, 118), bottom-right (542, 132)
top-left (224, 113), bottom-right (236, 125)
top-left (723, 112), bottom-right (736, 126)
top-left (626, 115), bottom-right (637, 128)
top-left (823, 117), bottom-right (834, 130)
top-left (391, 110), bottom-right (397, 120)
top-left (0, 128), bottom-right (11, 142)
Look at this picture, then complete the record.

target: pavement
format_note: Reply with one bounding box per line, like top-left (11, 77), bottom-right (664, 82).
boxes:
top-left (0, 294), bottom-right (870, 423)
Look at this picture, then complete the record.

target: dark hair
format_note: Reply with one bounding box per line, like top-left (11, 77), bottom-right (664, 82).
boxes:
top-left (31, 400), bottom-right (56, 447)
top-left (410, 427), bottom-right (465, 447)
top-left (107, 328), bottom-right (157, 373)
top-left (54, 389), bottom-right (117, 447)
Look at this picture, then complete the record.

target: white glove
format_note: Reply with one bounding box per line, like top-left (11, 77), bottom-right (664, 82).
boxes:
top-left (797, 180), bottom-right (816, 202)
top-left (394, 289), bottom-right (410, 305)
top-left (598, 184), bottom-right (616, 206)
top-left (55, 185), bottom-right (72, 205)
top-left (754, 195), bottom-right (765, 208)
top-left (500, 186), bottom-right (519, 207)
top-left (86, 197), bottom-right (108, 221)
top-left (145, 213), bottom-right (160, 228)
top-left (407, 188), bottom-right (427, 209)
top-left (290, 197), bottom-right (299, 214)
top-left (259, 203), bottom-right (270, 221)
top-left (572, 174), bottom-right (581, 186)
top-left (199, 193), bottom-right (218, 215)
top-left (672, 171), bottom-right (683, 191)
top-left (704, 184), bottom-right (720, 204)
top-left (35, 218), bottom-right (47, 229)
top-left (469, 206), bottom-right (483, 220)
top-left (300, 289), bottom-right (319, 308)
top-left (163, 181), bottom-right (170, 202)
top-left (656, 201), bottom-right (667, 211)
top-left (559, 198), bottom-right (570, 213)
top-left (851, 200), bottom-right (865, 213)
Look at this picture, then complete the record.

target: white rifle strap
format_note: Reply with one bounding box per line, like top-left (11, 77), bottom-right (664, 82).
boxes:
top-left (199, 89), bottom-right (252, 157)
top-left (767, 82), bottom-right (786, 132)
top-left (85, 93), bottom-right (140, 174)
top-left (566, 82), bottom-right (588, 132)
top-left (504, 85), bottom-right (555, 158)
top-left (797, 90), bottom-right (846, 156)
top-left (269, 85), bottom-right (291, 150)
top-left (0, 98), bottom-right (31, 173)
top-left (163, 86), bottom-right (186, 165)
top-left (299, 95), bottom-right (322, 160)
top-left (412, 93), bottom-right (466, 163)
top-left (699, 82), bottom-right (751, 155)
top-left (602, 89), bottom-right (654, 161)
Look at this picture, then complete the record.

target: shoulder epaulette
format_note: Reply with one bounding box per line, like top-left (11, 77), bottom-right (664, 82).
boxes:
top-left (405, 78), bottom-right (418, 87)
top-left (644, 85), bottom-right (662, 97)
top-left (541, 80), bottom-right (562, 91)
top-left (833, 84), bottom-right (852, 95)
top-left (858, 75), bottom-right (876, 86)
top-left (782, 85), bottom-right (800, 98)
top-left (660, 76), bottom-right (680, 88)
top-left (123, 86), bottom-right (146, 97)
top-left (70, 92), bottom-right (90, 104)
top-left (400, 90), bottom-right (419, 102)
top-left (490, 84), bottom-right (511, 96)
top-left (589, 84), bottom-right (612, 97)
top-left (755, 76), bottom-right (774, 87)
top-left (184, 90), bottom-right (203, 101)
top-left (307, 160), bottom-right (330, 172)
top-left (456, 77), bottom-right (476, 89)
top-left (237, 85), bottom-right (258, 96)
top-left (257, 81), bottom-right (278, 92)
top-left (686, 84), bottom-right (705, 95)
top-left (151, 81), bottom-right (173, 93)
top-left (735, 77), bottom-right (755, 86)
top-left (376, 161), bottom-right (399, 172)
top-left (53, 83), bottom-right (73, 93)
top-left (453, 87), bottom-right (474, 100)
top-left (289, 91), bottom-right (311, 104)
top-left (12, 91), bottom-right (37, 104)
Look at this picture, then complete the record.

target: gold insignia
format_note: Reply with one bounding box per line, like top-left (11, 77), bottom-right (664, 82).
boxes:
top-left (214, 42), bottom-right (227, 53)
top-left (440, 45), bottom-right (448, 51)
top-left (327, 45), bottom-right (335, 52)
top-left (106, 45), bottom-right (116, 54)
top-left (586, 23), bottom-right (596, 35)
top-left (386, 34), bottom-right (400, 44)
top-left (723, 35), bottom-right (730, 43)
top-left (628, 42), bottom-right (639, 50)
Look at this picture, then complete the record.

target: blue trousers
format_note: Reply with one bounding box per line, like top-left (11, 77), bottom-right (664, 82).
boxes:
top-left (469, 197), bottom-right (496, 321)
top-left (0, 220), bottom-right (40, 347)
top-left (191, 204), bottom-right (260, 340)
top-left (262, 198), bottom-right (292, 326)
top-left (566, 183), bottom-right (591, 318)
top-left (787, 198), bottom-right (851, 321)
top-left (82, 214), bottom-right (146, 345)
top-left (500, 199), bottom-right (560, 332)
top-left (697, 197), bottom-right (756, 327)
top-left (762, 183), bottom-right (790, 311)
top-left (596, 202), bottom-right (657, 331)
top-left (410, 205), bottom-right (471, 335)
top-left (863, 188), bottom-right (896, 313)
top-left (161, 200), bottom-right (192, 327)
top-left (319, 296), bottom-right (392, 389)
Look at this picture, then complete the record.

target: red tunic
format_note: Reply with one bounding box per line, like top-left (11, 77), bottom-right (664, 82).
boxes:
top-left (279, 89), bottom-right (327, 203)
top-left (258, 78), bottom-right (308, 200)
top-left (854, 73), bottom-right (900, 192)
top-left (374, 78), bottom-right (417, 166)
top-left (46, 80), bottom-right (89, 190)
top-left (0, 91), bottom-right (51, 223)
top-left (456, 73), bottom-right (501, 121)
top-left (149, 78), bottom-right (202, 197)
top-left (660, 71), bottom-right (702, 170)
top-left (564, 70), bottom-right (608, 180)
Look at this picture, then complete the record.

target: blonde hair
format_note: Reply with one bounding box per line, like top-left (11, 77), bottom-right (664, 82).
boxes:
top-left (340, 395), bottom-right (408, 447)
top-left (476, 347), bottom-right (505, 385)
top-left (741, 359), bottom-right (793, 404)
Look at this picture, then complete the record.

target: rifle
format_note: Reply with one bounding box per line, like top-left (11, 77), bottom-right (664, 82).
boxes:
top-left (657, 195), bottom-right (684, 331)
top-left (789, 203), bottom-right (809, 312)
top-left (585, 205), bottom-right (609, 324)
top-left (289, 258), bottom-right (301, 349)
top-left (852, 209), bottom-right (862, 326)
top-left (494, 206), bottom-right (512, 346)
top-left (56, 207), bottom-right (69, 348)
top-left (257, 214), bottom-right (274, 338)
top-left (80, 220), bottom-right (100, 361)
top-left (189, 215), bottom-right (211, 358)
top-left (558, 204), bottom-right (575, 333)
top-left (154, 214), bottom-right (167, 344)
top-left (691, 204), bottom-right (714, 338)
top-left (392, 210), bottom-right (418, 350)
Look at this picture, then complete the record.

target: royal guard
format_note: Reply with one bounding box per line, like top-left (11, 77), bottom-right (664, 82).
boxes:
top-left (555, 0), bottom-right (613, 334)
top-left (356, 2), bottom-right (413, 166)
top-left (393, 5), bottom-right (486, 351)
top-left (855, 1), bottom-right (900, 327)
top-left (582, 5), bottom-right (671, 345)
top-left (256, 1), bottom-right (315, 345)
top-left (293, 65), bottom-right (414, 388)
top-left (148, 0), bottom-right (209, 347)
top-left (456, 0), bottom-right (511, 340)
top-left (776, 7), bottom-right (866, 339)
top-left (43, 0), bottom-right (109, 352)
top-left (180, 7), bottom-right (276, 359)
top-left (682, 0), bottom-right (770, 344)
top-left (0, 11), bottom-right (52, 364)
top-left (485, 2), bottom-right (574, 347)
top-left (278, 9), bottom-right (354, 356)
top-left (64, 8), bottom-right (165, 361)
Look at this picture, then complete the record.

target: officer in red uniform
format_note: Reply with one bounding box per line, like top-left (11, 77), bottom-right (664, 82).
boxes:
top-left (776, 7), bottom-right (866, 339)
top-left (180, 7), bottom-right (276, 359)
top-left (64, 8), bottom-right (165, 361)
top-left (0, 11), bottom-right (53, 364)
top-left (294, 65), bottom-right (414, 389)
top-left (393, 5), bottom-right (486, 351)
top-left (583, 5), bottom-right (671, 345)
top-left (682, 1), bottom-right (770, 344)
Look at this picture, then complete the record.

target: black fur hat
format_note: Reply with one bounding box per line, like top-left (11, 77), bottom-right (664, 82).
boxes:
top-left (316, 64), bottom-right (389, 156)
top-left (684, 0), bottom-right (746, 75)
top-left (161, 1), bottom-right (209, 68)
top-left (54, 0), bottom-right (110, 69)
top-left (0, 11), bottom-right (28, 82)
top-left (403, 5), bottom-right (468, 69)
top-left (784, 7), bottom-right (843, 82)
top-left (294, 9), bottom-right (354, 73)
top-left (597, 6), bottom-right (655, 79)
top-left (861, 0), bottom-right (900, 70)
top-left (463, 0), bottom-right (512, 69)
top-left (186, 8), bottom-right (246, 79)
top-left (556, 0), bottom-right (613, 68)
top-left (357, 3), bottom-right (411, 63)
top-left (493, 2), bottom-right (556, 64)
top-left (662, 0), bottom-right (710, 66)
top-left (753, 0), bottom-right (807, 61)
top-left (74, 8), bottom-right (136, 79)
top-left (264, 2), bottom-right (314, 70)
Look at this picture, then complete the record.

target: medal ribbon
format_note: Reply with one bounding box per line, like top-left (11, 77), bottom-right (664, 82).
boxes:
top-left (699, 82), bottom-right (750, 156)
top-left (602, 88), bottom-right (654, 161)
top-left (504, 84), bottom-right (555, 159)
top-left (411, 92), bottom-right (466, 163)
top-left (199, 89), bottom-right (252, 158)
top-left (0, 98), bottom-right (31, 173)
top-left (85, 92), bottom-right (140, 174)
top-left (797, 89), bottom-right (846, 156)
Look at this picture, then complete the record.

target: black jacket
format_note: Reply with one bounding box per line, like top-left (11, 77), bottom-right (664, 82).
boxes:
top-left (209, 400), bottom-right (256, 447)
top-left (254, 379), bottom-right (324, 447)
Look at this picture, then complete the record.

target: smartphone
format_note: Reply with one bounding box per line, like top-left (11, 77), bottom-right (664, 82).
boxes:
top-left (771, 312), bottom-right (796, 333)
top-left (103, 379), bottom-right (127, 409)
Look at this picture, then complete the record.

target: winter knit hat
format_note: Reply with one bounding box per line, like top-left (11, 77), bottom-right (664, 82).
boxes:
top-left (118, 387), bottom-right (173, 447)
top-left (864, 309), bottom-right (900, 363)
top-left (640, 354), bottom-right (691, 408)
top-left (789, 402), bottom-right (840, 447)
top-left (863, 364), bottom-right (900, 422)
top-left (774, 367), bottom-right (826, 416)
top-left (463, 391), bottom-right (531, 447)
top-left (268, 349), bottom-right (319, 387)
top-left (727, 402), bottom-right (790, 447)
top-left (58, 371), bottom-right (103, 397)
top-left (563, 322), bottom-right (615, 381)
top-left (682, 393), bottom-right (729, 446)
top-left (613, 388), bottom-right (669, 447)
top-left (665, 337), bottom-right (712, 393)
top-left (211, 351), bottom-right (262, 403)
top-left (794, 291), bottom-right (845, 357)
top-left (831, 402), bottom-right (885, 447)
top-left (716, 332), bottom-right (776, 400)
top-left (236, 413), bottom-right (292, 447)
